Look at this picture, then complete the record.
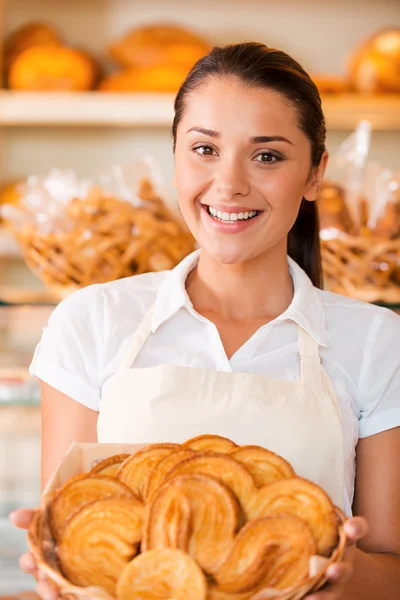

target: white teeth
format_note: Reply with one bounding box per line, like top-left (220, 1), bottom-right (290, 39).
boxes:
top-left (206, 206), bottom-right (259, 222)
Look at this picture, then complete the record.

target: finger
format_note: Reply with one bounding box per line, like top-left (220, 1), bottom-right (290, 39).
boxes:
top-left (344, 516), bottom-right (369, 544)
top-left (325, 562), bottom-right (353, 583)
top-left (36, 581), bottom-right (59, 600)
top-left (19, 552), bottom-right (37, 574)
top-left (9, 509), bottom-right (35, 529)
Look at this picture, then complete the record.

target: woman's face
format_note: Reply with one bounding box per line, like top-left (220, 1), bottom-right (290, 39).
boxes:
top-left (174, 76), bottom-right (327, 265)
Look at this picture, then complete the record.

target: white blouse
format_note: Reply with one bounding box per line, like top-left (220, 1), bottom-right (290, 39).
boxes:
top-left (30, 250), bottom-right (400, 515)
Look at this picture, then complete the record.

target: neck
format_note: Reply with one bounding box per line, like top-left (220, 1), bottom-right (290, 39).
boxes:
top-left (186, 244), bottom-right (294, 321)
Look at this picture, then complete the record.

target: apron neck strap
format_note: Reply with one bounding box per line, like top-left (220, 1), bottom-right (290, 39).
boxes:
top-left (298, 326), bottom-right (322, 382)
top-left (119, 302), bottom-right (156, 370)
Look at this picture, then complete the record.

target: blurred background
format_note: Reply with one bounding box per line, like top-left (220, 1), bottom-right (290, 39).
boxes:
top-left (0, 0), bottom-right (399, 595)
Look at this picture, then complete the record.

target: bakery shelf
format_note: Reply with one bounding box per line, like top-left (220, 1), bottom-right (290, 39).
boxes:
top-left (0, 91), bottom-right (399, 129)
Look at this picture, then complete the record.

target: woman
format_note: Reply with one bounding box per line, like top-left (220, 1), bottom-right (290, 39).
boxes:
top-left (10, 43), bottom-right (400, 599)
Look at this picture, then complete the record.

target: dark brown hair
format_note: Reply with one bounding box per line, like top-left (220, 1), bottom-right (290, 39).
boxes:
top-left (172, 42), bottom-right (325, 288)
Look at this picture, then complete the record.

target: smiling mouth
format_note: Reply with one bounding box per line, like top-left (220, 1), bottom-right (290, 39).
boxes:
top-left (204, 205), bottom-right (262, 222)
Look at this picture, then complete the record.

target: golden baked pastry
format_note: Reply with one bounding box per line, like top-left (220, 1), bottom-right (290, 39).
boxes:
top-left (116, 548), bottom-right (207, 600)
top-left (109, 24), bottom-right (210, 69)
top-left (58, 497), bottom-right (144, 595)
top-left (117, 444), bottom-right (179, 500)
top-left (184, 434), bottom-right (238, 454)
top-left (249, 478), bottom-right (338, 556)
top-left (8, 44), bottom-right (97, 91)
top-left (91, 454), bottom-right (131, 477)
top-left (318, 181), bottom-right (358, 235)
top-left (98, 63), bottom-right (191, 93)
top-left (144, 448), bottom-right (197, 501)
top-left (143, 474), bottom-right (239, 574)
top-left (4, 22), bottom-right (63, 73)
top-left (214, 517), bottom-right (315, 594)
top-left (164, 452), bottom-right (255, 518)
top-left (311, 74), bottom-right (348, 94)
top-left (0, 179), bottom-right (24, 224)
top-left (230, 446), bottom-right (295, 488)
top-left (49, 473), bottom-right (135, 540)
top-left (348, 28), bottom-right (400, 93)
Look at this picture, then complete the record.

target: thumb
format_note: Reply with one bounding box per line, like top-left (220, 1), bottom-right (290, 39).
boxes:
top-left (9, 508), bottom-right (35, 529)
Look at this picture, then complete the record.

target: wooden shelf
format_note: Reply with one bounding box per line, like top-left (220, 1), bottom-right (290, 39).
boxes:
top-left (0, 91), bottom-right (399, 129)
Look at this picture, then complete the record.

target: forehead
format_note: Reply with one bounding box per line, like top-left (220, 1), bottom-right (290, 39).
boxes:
top-left (179, 76), bottom-right (301, 137)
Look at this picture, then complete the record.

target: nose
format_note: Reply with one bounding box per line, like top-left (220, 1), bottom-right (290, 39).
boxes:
top-left (215, 156), bottom-right (250, 199)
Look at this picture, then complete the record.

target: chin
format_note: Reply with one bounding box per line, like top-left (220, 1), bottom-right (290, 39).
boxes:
top-left (202, 242), bottom-right (258, 266)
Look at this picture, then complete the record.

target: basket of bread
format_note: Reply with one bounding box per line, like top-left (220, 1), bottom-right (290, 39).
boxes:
top-left (318, 121), bottom-right (400, 303)
top-left (28, 435), bottom-right (347, 600)
top-left (0, 160), bottom-right (196, 298)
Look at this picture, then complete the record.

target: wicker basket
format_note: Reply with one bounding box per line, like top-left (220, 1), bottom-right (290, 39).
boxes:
top-left (321, 234), bottom-right (400, 303)
top-left (28, 497), bottom-right (347, 600)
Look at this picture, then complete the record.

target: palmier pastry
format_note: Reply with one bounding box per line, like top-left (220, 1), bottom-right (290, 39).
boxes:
top-left (143, 474), bottom-right (239, 574)
top-left (214, 517), bottom-right (315, 594)
top-left (116, 548), bottom-right (207, 600)
top-left (9, 45), bottom-right (97, 91)
top-left (91, 454), bottom-right (131, 477)
top-left (249, 478), bottom-right (337, 556)
top-left (144, 448), bottom-right (197, 501)
top-left (230, 446), bottom-right (295, 487)
top-left (58, 497), bottom-right (144, 595)
top-left (163, 453), bottom-right (255, 517)
top-left (49, 474), bottom-right (135, 540)
top-left (184, 434), bottom-right (238, 454)
top-left (117, 444), bottom-right (179, 500)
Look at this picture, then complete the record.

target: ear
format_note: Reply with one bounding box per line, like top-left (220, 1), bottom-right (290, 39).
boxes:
top-left (304, 150), bottom-right (329, 202)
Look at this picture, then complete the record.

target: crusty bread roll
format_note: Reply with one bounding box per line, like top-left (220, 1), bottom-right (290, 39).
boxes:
top-left (348, 28), bottom-right (400, 93)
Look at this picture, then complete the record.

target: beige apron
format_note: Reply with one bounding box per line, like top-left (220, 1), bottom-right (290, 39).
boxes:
top-left (98, 302), bottom-right (345, 509)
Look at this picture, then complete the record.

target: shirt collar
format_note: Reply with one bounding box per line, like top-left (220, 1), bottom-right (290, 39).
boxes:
top-left (151, 249), bottom-right (327, 347)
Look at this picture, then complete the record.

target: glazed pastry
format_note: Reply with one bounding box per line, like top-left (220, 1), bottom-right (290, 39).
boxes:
top-left (58, 497), bottom-right (144, 595)
top-left (91, 454), bottom-right (131, 478)
top-left (184, 434), bottom-right (238, 454)
top-left (230, 446), bottom-right (295, 487)
top-left (249, 478), bottom-right (338, 556)
top-left (116, 548), bottom-right (207, 600)
top-left (214, 517), bottom-right (315, 594)
top-left (49, 474), bottom-right (135, 540)
top-left (143, 474), bottom-right (239, 574)
top-left (144, 448), bottom-right (197, 501)
top-left (117, 444), bottom-right (179, 500)
top-left (108, 24), bottom-right (210, 69)
top-left (163, 452), bottom-right (255, 517)
top-left (9, 45), bottom-right (97, 91)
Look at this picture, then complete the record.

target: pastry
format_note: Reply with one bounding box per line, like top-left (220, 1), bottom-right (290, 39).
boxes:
top-left (184, 434), bottom-right (238, 453)
top-left (49, 473), bottom-right (135, 540)
top-left (214, 517), bottom-right (316, 593)
top-left (311, 75), bottom-right (348, 94)
top-left (108, 23), bottom-right (210, 69)
top-left (248, 478), bottom-right (338, 556)
top-left (58, 497), bottom-right (144, 595)
top-left (163, 452), bottom-right (255, 518)
top-left (4, 22), bottom-right (62, 73)
top-left (91, 454), bottom-right (131, 477)
top-left (348, 28), bottom-right (400, 93)
top-left (230, 446), bottom-right (295, 488)
top-left (144, 448), bottom-right (197, 501)
top-left (8, 44), bottom-right (97, 91)
top-left (98, 63), bottom-right (191, 93)
top-left (318, 181), bottom-right (357, 234)
top-left (117, 444), bottom-right (179, 500)
top-left (143, 474), bottom-right (240, 574)
top-left (116, 548), bottom-right (207, 600)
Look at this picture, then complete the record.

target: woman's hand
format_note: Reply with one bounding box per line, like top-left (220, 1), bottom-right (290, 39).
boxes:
top-left (9, 509), bottom-right (58, 600)
top-left (305, 516), bottom-right (369, 600)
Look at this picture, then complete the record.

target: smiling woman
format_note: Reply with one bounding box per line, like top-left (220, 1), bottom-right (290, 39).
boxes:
top-left (10, 42), bottom-right (400, 600)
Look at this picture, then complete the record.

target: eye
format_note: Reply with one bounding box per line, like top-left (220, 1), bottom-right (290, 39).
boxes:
top-left (254, 152), bottom-right (282, 164)
top-left (192, 144), bottom-right (217, 156)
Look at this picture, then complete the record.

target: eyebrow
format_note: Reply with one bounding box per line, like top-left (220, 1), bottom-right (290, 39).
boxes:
top-left (186, 127), bottom-right (293, 145)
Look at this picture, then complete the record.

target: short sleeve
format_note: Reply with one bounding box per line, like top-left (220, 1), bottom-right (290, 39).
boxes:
top-left (358, 309), bottom-right (400, 438)
top-left (29, 284), bottom-right (104, 411)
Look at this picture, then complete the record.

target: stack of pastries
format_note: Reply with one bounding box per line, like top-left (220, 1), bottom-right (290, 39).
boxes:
top-left (29, 435), bottom-right (346, 600)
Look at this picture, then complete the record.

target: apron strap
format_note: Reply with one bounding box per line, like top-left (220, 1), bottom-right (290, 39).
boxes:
top-left (298, 326), bottom-right (322, 383)
top-left (118, 302), bottom-right (156, 370)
